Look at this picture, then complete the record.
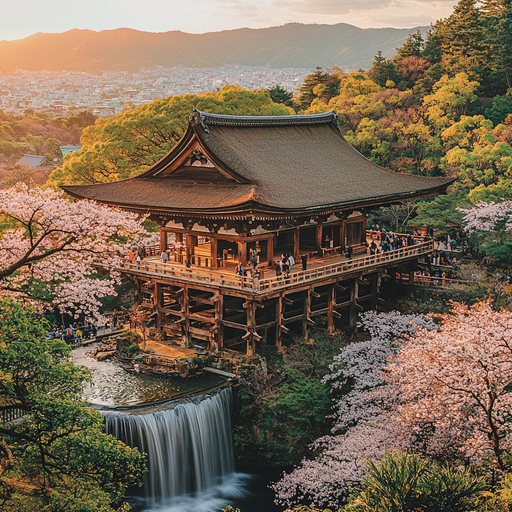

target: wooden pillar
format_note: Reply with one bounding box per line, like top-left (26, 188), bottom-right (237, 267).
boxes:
top-left (136, 278), bottom-right (142, 305)
top-left (327, 284), bottom-right (335, 334)
top-left (293, 228), bottom-right (300, 262)
top-left (186, 235), bottom-right (197, 263)
top-left (211, 237), bottom-right (218, 269)
top-left (176, 233), bottom-right (183, 243)
top-left (340, 222), bottom-right (346, 253)
top-left (216, 294), bottom-right (224, 352)
top-left (349, 279), bottom-right (358, 332)
top-left (154, 283), bottom-right (162, 333)
top-left (237, 240), bottom-right (247, 265)
top-left (315, 225), bottom-right (323, 251)
top-left (159, 229), bottom-right (168, 253)
top-left (180, 286), bottom-right (190, 347)
top-left (246, 301), bottom-right (256, 357)
top-left (267, 236), bottom-right (274, 266)
top-left (409, 269), bottom-right (415, 289)
top-left (303, 289), bottom-right (311, 340)
top-left (371, 273), bottom-right (379, 310)
top-left (275, 295), bottom-right (283, 352)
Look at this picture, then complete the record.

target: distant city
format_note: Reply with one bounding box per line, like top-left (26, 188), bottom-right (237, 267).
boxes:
top-left (0, 65), bottom-right (349, 118)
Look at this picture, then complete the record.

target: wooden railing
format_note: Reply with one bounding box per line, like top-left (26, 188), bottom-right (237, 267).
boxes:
top-left (104, 240), bottom-right (434, 294)
top-left (412, 274), bottom-right (469, 289)
top-left (111, 259), bottom-right (254, 290)
top-left (257, 241), bottom-right (434, 291)
top-left (1, 406), bottom-right (27, 424)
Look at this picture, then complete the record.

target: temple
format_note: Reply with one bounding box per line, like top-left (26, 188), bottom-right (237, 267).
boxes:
top-left (62, 110), bottom-right (453, 356)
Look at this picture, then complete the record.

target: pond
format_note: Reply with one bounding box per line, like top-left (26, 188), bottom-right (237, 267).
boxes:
top-left (71, 343), bottom-right (225, 406)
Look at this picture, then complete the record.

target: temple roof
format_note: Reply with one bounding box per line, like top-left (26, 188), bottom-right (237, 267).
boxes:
top-left (62, 110), bottom-right (454, 220)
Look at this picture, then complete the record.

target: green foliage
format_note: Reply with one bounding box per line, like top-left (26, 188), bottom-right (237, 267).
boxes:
top-left (412, 189), bottom-right (468, 233)
top-left (268, 85), bottom-right (296, 109)
top-left (485, 95), bottom-right (512, 126)
top-left (125, 343), bottom-right (140, 355)
top-left (48, 86), bottom-right (293, 187)
top-left (234, 370), bottom-right (331, 467)
top-left (297, 67), bottom-right (343, 109)
top-left (367, 51), bottom-right (403, 88)
top-left (0, 299), bottom-right (146, 511)
top-left (346, 452), bottom-right (486, 512)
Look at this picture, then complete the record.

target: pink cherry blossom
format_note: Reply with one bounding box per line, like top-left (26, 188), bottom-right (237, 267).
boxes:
top-left (0, 182), bottom-right (149, 318)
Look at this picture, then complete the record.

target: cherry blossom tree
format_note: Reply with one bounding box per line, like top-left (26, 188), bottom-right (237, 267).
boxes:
top-left (0, 182), bottom-right (149, 318)
top-left (275, 302), bottom-right (512, 508)
top-left (459, 200), bottom-right (512, 264)
top-left (386, 300), bottom-right (512, 471)
top-left (273, 311), bottom-right (435, 508)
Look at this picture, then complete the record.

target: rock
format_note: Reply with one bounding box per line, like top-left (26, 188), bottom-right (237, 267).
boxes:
top-left (96, 351), bottom-right (116, 361)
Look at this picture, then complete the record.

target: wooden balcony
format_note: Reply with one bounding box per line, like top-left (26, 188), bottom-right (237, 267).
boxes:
top-left (105, 240), bottom-right (435, 297)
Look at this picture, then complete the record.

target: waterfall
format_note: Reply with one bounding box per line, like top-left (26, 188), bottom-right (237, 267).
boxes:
top-left (105, 387), bottom-right (236, 508)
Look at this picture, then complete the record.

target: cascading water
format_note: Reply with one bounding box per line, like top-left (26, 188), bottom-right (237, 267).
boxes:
top-left (105, 387), bottom-right (240, 511)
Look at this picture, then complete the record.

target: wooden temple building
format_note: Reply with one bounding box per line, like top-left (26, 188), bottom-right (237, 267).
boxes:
top-left (63, 110), bottom-right (453, 355)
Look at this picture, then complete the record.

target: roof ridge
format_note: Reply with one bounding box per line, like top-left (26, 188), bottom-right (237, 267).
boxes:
top-left (192, 109), bottom-right (337, 128)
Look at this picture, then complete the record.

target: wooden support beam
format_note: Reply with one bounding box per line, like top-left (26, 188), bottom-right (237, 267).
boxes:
top-left (281, 324), bottom-right (289, 334)
top-left (307, 317), bottom-right (315, 326)
top-left (303, 288), bottom-right (311, 339)
top-left (315, 225), bottom-right (323, 252)
top-left (180, 286), bottom-right (190, 347)
top-left (210, 237), bottom-right (218, 269)
top-left (332, 310), bottom-right (342, 319)
top-left (371, 273), bottom-right (379, 310)
top-left (283, 297), bottom-right (293, 305)
top-left (267, 235), bottom-right (274, 264)
top-left (246, 301), bottom-right (257, 356)
top-left (357, 278), bottom-right (369, 286)
top-left (349, 279), bottom-right (358, 331)
top-left (159, 228), bottom-right (168, 253)
top-left (222, 319), bottom-right (247, 331)
top-left (310, 290), bottom-right (321, 299)
top-left (335, 283), bottom-right (349, 292)
top-left (327, 284), bottom-right (335, 334)
top-left (293, 228), bottom-right (300, 262)
top-left (276, 295), bottom-right (283, 351)
top-left (216, 294), bottom-right (224, 352)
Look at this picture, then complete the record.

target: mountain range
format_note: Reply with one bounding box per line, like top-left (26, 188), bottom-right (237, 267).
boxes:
top-left (0, 23), bottom-right (428, 73)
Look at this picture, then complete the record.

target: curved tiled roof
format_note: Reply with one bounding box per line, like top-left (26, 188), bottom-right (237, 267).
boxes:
top-left (62, 110), bottom-right (454, 219)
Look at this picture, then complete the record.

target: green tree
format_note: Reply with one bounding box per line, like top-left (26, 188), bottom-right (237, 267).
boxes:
top-left (267, 85), bottom-right (296, 109)
top-left (367, 52), bottom-right (402, 88)
top-left (347, 452), bottom-right (486, 512)
top-left (0, 300), bottom-right (146, 511)
top-left (297, 67), bottom-right (342, 108)
top-left (395, 30), bottom-right (426, 60)
top-left (48, 86), bottom-right (294, 187)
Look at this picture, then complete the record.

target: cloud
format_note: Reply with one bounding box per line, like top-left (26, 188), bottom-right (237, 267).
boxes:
top-left (0, 0), bottom-right (457, 41)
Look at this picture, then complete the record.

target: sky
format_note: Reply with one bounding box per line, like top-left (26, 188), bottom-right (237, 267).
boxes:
top-left (0, 0), bottom-right (457, 41)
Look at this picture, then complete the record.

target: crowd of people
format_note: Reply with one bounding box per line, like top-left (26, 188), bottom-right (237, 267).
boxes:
top-left (47, 320), bottom-right (98, 343)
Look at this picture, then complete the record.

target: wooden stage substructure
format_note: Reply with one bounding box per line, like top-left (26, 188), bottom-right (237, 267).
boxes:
top-left (106, 240), bottom-right (433, 356)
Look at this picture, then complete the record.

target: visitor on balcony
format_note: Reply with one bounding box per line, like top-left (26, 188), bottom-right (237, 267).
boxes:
top-left (301, 254), bottom-right (307, 271)
top-left (161, 250), bottom-right (168, 264)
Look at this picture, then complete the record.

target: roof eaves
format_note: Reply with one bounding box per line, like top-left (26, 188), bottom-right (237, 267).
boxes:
top-left (193, 109), bottom-right (337, 129)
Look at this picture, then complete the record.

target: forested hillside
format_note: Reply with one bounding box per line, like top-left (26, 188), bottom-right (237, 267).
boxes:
top-left (0, 23), bottom-right (425, 72)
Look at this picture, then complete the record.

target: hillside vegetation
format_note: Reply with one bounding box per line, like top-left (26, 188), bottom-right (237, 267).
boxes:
top-left (0, 23), bottom-right (426, 72)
